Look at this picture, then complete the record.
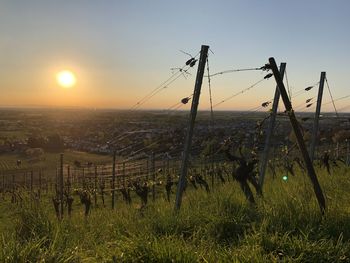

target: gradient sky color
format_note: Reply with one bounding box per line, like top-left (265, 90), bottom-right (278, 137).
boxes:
top-left (1, 0), bottom-right (350, 112)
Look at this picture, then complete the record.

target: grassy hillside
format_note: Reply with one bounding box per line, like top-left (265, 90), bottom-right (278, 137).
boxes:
top-left (0, 166), bottom-right (350, 262)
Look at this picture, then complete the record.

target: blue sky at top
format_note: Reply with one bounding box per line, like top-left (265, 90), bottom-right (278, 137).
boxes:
top-left (0, 0), bottom-right (349, 111)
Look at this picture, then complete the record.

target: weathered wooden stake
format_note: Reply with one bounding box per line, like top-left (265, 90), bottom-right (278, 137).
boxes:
top-left (122, 162), bottom-right (126, 187)
top-left (2, 174), bottom-right (5, 197)
top-left (30, 171), bottom-right (33, 193)
top-left (336, 142), bottom-right (339, 159)
top-left (60, 153), bottom-right (64, 219)
top-left (309, 72), bottom-right (326, 162)
top-left (146, 158), bottom-right (149, 181)
top-left (211, 154), bottom-right (215, 189)
top-left (347, 139), bottom-right (350, 166)
top-left (259, 63), bottom-right (286, 190)
top-left (94, 165), bottom-right (98, 205)
top-left (82, 168), bottom-right (85, 189)
top-left (24, 172), bottom-right (27, 189)
top-left (12, 174), bottom-right (15, 192)
top-left (175, 45), bottom-right (209, 211)
top-left (269, 57), bottom-right (326, 214)
top-left (67, 165), bottom-right (71, 194)
top-left (166, 157), bottom-right (170, 174)
top-left (111, 151), bottom-right (116, 209)
top-left (55, 168), bottom-right (58, 196)
top-left (38, 170), bottom-right (42, 199)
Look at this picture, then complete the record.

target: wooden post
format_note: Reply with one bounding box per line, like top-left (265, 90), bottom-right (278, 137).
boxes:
top-left (30, 171), bottom-right (33, 193)
top-left (166, 157), bottom-right (170, 174)
top-left (94, 165), bottom-right (98, 205)
top-left (60, 153), bottom-right (64, 219)
top-left (151, 152), bottom-right (156, 201)
top-left (336, 142), bottom-right (339, 159)
top-left (24, 172), bottom-right (27, 189)
top-left (67, 165), bottom-right (71, 194)
top-left (55, 168), bottom-right (58, 196)
top-left (44, 172), bottom-right (49, 194)
top-left (211, 151), bottom-right (215, 189)
top-left (175, 45), bottom-right (209, 211)
top-left (122, 162), bottom-right (126, 188)
top-left (146, 158), bottom-right (149, 181)
top-left (111, 151), bottom-right (116, 209)
top-left (73, 167), bottom-right (76, 186)
top-left (259, 62), bottom-right (286, 190)
top-left (12, 174), bottom-right (15, 192)
top-left (346, 139), bottom-right (350, 166)
top-left (309, 72), bottom-right (326, 162)
top-left (82, 168), bottom-right (85, 189)
top-left (211, 161), bottom-right (214, 189)
top-left (268, 57), bottom-right (326, 214)
top-left (38, 170), bottom-right (42, 199)
top-left (2, 173), bottom-right (5, 198)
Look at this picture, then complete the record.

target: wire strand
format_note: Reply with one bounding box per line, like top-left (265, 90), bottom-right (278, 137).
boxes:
top-left (206, 67), bottom-right (266, 78)
top-left (212, 77), bottom-right (266, 109)
top-left (206, 56), bottom-right (214, 125)
top-left (325, 77), bottom-right (339, 117)
top-left (130, 51), bottom-right (200, 110)
top-left (285, 69), bottom-right (291, 100)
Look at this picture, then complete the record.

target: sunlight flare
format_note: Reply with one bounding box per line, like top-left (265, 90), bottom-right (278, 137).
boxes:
top-left (56, 70), bottom-right (76, 88)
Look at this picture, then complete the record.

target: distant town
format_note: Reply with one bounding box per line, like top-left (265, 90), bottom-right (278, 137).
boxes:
top-left (0, 109), bottom-right (349, 163)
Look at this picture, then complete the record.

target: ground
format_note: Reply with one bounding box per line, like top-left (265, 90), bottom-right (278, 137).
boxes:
top-left (0, 164), bottom-right (350, 262)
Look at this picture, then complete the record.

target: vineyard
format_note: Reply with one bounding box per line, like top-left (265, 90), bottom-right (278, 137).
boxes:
top-left (2, 0), bottom-right (350, 261)
top-left (1, 46), bottom-right (350, 262)
top-left (0, 150), bottom-right (230, 211)
top-left (0, 151), bottom-right (112, 172)
top-left (1, 162), bottom-right (350, 262)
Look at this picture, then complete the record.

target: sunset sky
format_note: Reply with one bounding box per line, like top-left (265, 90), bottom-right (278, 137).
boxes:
top-left (1, 0), bottom-right (350, 112)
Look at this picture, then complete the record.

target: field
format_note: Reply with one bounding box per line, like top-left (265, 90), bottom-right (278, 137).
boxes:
top-left (0, 150), bottom-right (112, 172)
top-left (0, 109), bottom-right (349, 262)
top-left (1, 164), bottom-right (350, 262)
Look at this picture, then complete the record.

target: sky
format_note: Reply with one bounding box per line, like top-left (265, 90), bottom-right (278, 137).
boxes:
top-left (0, 0), bottom-right (350, 112)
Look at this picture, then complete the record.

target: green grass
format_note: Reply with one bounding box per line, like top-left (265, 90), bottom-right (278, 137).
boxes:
top-left (1, 166), bottom-right (350, 262)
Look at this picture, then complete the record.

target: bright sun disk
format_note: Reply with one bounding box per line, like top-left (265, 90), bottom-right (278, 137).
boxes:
top-left (56, 70), bottom-right (76, 88)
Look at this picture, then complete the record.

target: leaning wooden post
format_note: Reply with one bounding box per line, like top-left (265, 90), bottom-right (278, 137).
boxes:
top-left (111, 150), bottom-right (116, 209)
top-left (309, 72), bottom-right (326, 162)
top-left (175, 45), bottom-right (209, 211)
top-left (59, 153), bottom-right (64, 219)
top-left (259, 62), bottom-right (286, 191)
top-left (268, 57), bottom-right (326, 214)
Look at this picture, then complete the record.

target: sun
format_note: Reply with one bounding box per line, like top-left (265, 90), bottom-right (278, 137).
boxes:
top-left (56, 70), bottom-right (76, 88)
